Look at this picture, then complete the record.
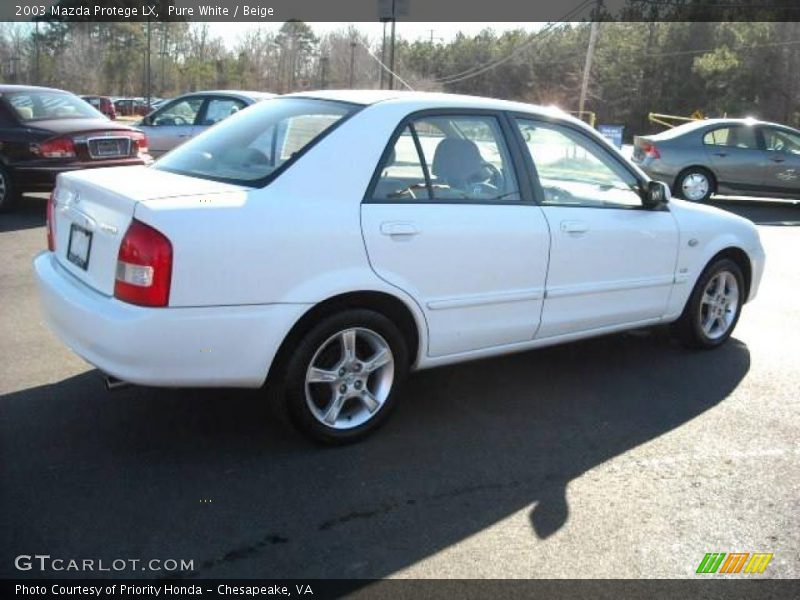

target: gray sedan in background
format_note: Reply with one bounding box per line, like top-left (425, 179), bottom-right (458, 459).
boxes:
top-left (138, 90), bottom-right (275, 158)
top-left (632, 118), bottom-right (800, 202)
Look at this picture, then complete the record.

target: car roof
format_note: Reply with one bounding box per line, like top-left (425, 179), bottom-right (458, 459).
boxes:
top-left (178, 90), bottom-right (276, 100)
top-left (285, 89), bottom-right (577, 120)
top-left (651, 117), bottom-right (797, 139)
top-left (0, 84), bottom-right (73, 95)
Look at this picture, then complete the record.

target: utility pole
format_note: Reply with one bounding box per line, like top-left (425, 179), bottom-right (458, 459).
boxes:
top-left (388, 16), bottom-right (396, 90)
top-left (578, 0), bottom-right (602, 116)
top-left (379, 20), bottom-right (387, 89)
top-left (349, 41), bottom-right (357, 88)
top-left (160, 23), bottom-right (168, 96)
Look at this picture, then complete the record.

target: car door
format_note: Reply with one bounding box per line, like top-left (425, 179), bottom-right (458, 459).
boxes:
top-left (140, 95), bottom-right (204, 158)
top-left (512, 117), bottom-right (679, 339)
top-left (194, 96), bottom-right (248, 136)
top-left (759, 125), bottom-right (800, 195)
top-left (361, 111), bottom-right (550, 357)
top-left (701, 124), bottom-right (766, 192)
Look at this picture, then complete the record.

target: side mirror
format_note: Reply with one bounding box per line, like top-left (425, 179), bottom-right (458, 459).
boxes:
top-left (643, 180), bottom-right (670, 209)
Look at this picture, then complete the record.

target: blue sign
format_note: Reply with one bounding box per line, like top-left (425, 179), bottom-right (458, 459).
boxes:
top-left (598, 124), bottom-right (624, 148)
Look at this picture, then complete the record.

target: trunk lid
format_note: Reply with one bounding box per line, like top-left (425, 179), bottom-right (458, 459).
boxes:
top-left (52, 166), bottom-right (247, 296)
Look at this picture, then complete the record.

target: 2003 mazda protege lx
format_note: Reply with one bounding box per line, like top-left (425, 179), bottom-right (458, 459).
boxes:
top-left (35, 91), bottom-right (766, 443)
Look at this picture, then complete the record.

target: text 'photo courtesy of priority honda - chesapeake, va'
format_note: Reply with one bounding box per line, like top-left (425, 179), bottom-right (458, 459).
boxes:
top-left (1, 1), bottom-right (798, 599)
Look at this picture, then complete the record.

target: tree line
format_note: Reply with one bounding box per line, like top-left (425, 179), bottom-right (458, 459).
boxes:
top-left (1, 20), bottom-right (798, 137)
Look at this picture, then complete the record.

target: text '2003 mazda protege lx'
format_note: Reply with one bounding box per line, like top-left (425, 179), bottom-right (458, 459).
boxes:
top-left (35, 91), bottom-right (766, 443)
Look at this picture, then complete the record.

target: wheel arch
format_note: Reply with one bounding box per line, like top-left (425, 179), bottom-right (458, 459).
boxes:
top-left (267, 290), bottom-right (425, 386)
top-left (707, 246), bottom-right (752, 302)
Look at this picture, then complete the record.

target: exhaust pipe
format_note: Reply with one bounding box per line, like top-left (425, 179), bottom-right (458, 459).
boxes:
top-left (103, 374), bottom-right (130, 391)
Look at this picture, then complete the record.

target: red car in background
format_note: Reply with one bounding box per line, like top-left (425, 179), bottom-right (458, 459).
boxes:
top-left (80, 95), bottom-right (116, 120)
top-left (113, 98), bottom-right (150, 117)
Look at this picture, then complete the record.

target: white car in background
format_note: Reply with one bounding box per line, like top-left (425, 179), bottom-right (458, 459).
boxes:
top-left (35, 91), bottom-right (765, 443)
top-left (137, 90), bottom-right (274, 157)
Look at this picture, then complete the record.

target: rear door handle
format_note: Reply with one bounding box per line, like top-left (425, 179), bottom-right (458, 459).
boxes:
top-left (712, 151), bottom-right (728, 157)
top-left (771, 157), bottom-right (786, 163)
top-left (561, 220), bottom-right (589, 234)
top-left (380, 222), bottom-right (420, 237)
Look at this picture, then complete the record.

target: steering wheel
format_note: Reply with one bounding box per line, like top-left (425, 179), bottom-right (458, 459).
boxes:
top-left (484, 162), bottom-right (505, 186)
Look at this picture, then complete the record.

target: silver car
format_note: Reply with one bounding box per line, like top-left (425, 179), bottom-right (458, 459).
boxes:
top-left (632, 118), bottom-right (800, 202)
top-left (138, 90), bottom-right (275, 158)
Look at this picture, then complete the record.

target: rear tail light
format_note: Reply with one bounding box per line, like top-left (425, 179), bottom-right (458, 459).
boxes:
top-left (114, 220), bottom-right (172, 307)
top-left (129, 131), bottom-right (148, 156)
top-left (643, 142), bottom-right (661, 159)
top-left (46, 191), bottom-right (56, 251)
top-left (33, 137), bottom-right (76, 158)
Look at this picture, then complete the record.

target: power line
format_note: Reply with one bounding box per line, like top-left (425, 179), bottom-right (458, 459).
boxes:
top-left (432, 0), bottom-right (595, 85)
top-left (357, 40), bottom-right (414, 90)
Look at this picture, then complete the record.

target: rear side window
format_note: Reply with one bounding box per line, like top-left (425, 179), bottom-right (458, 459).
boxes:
top-left (703, 126), bottom-right (758, 149)
top-left (155, 98), bottom-right (358, 186)
top-left (372, 114), bottom-right (520, 202)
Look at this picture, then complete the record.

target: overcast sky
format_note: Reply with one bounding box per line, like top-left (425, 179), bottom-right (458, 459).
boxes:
top-left (207, 22), bottom-right (539, 46)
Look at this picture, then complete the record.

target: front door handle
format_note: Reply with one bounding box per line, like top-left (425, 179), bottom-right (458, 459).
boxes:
top-left (771, 157), bottom-right (786, 163)
top-left (561, 220), bottom-right (589, 234)
top-left (712, 151), bottom-right (728, 157)
top-left (380, 222), bottom-right (420, 237)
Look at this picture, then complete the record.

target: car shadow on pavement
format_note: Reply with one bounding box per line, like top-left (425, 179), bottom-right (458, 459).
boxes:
top-left (709, 197), bottom-right (800, 226)
top-left (0, 329), bottom-right (750, 580)
top-left (0, 194), bottom-right (47, 233)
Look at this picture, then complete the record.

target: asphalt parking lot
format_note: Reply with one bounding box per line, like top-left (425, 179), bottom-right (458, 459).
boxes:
top-left (1, 194), bottom-right (798, 580)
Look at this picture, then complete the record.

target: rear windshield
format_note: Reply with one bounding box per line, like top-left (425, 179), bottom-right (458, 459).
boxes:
top-left (154, 98), bottom-right (359, 186)
top-left (5, 91), bottom-right (104, 121)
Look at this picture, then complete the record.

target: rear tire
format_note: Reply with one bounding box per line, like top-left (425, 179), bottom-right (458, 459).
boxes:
top-left (282, 309), bottom-right (409, 444)
top-left (0, 165), bottom-right (17, 213)
top-left (671, 258), bottom-right (744, 349)
top-left (675, 167), bottom-right (714, 202)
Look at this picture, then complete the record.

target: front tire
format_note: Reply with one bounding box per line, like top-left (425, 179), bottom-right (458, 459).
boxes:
top-left (672, 258), bottom-right (744, 349)
top-left (283, 309), bottom-right (409, 444)
top-left (675, 167), bottom-right (714, 202)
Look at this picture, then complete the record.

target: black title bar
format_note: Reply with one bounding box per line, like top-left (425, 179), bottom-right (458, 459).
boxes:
top-left (5, 0), bottom-right (800, 22)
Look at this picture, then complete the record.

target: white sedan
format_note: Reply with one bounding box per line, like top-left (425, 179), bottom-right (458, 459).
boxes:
top-left (34, 91), bottom-right (766, 443)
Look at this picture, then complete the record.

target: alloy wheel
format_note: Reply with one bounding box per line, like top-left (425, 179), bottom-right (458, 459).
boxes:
top-left (304, 327), bottom-right (395, 430)
top-left (699, 270), bottom-right (739, 340)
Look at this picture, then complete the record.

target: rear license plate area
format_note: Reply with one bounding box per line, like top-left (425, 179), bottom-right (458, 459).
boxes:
top-left (89, 138), bottom-right (129, 158)
top-left (67, 224), bottom-right (93, 270)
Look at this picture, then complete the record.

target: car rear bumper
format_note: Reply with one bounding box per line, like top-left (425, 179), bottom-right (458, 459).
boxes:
top-left (13, 157), bottom-right (152, 190)
top-left (34, 252), bottom-right (309, 388)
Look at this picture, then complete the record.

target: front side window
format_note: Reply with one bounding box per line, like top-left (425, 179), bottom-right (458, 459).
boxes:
top-left (515, 119), bottom-right (642, 208)
top-left (5, 91), bottom-right (102, 121)
top-left (373, 114), bottom-right (520, 202)
top-left (155, 98), bottom-right (356, 185)
top-left (703, 126), bottom-right (759, 149)
top-left (763, 127), bottom-right (800, 154)
top-left (152, 97), bottom-right (204, 126)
